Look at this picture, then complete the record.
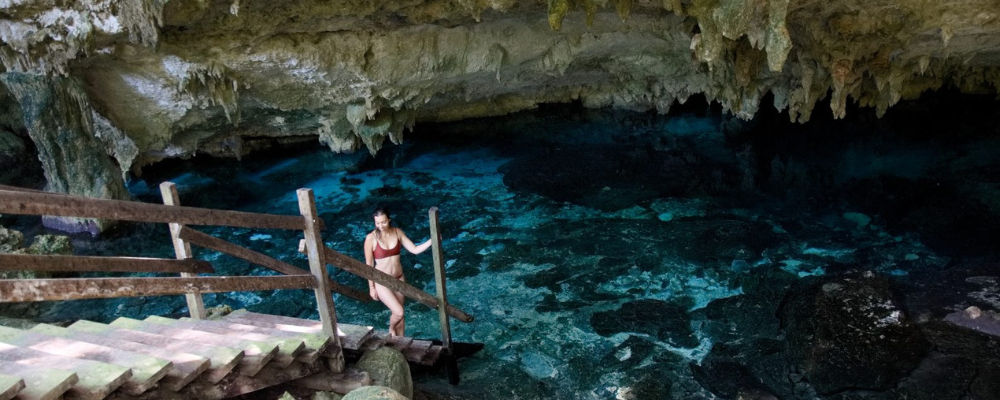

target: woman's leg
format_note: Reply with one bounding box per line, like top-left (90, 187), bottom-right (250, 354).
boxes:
top-left (394, 276), bottom-right (407, 335)
top-left (375, 284), bottom-right (405, 336)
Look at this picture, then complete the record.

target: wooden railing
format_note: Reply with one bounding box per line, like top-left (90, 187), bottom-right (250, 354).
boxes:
top-left (0, 183), bottom-right (473, 352)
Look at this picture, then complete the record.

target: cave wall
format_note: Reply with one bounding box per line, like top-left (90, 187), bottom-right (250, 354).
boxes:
top-left (1, 0), bottom-right (999, 214)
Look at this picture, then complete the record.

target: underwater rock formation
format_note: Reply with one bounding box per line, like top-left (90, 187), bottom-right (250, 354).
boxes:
top-left (2, 0), bottom-right (1000, 211)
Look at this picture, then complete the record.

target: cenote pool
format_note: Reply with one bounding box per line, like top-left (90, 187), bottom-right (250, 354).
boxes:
top-left (7, 96), bottom-right (1000, 399)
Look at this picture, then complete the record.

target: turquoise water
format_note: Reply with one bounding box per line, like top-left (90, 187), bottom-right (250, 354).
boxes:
top-left (12, 100), bottom-right (1000, 399)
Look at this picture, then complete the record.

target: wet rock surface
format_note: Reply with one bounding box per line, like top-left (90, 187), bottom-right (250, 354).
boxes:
top-left (780, 275), bottom-right (929, 394)
top-left (590, 298), bottom-right (699, 348)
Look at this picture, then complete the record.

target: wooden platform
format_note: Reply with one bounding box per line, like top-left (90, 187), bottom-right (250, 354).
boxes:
top-left (0, 311), bottom-right (449, 399)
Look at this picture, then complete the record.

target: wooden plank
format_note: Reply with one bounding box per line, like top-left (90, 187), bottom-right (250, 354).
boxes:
top-left (110, 317), bottom-right (277, 377)
top-left (0, 372), bottom-right (24, 400)
top-left (177, 227), bottom-right (305, 276)
top-left (383, 336), bottom-right (413, 352)
top-left (179, 316), bottom-right (329, 364)
top-left (181, 360), bottom-right (322, 399)
top-left (322, 247), bottom-right (475, 322)
top-left (403, 339), bottom-right (433, 363)
top-left (0, 361), bottom-right (76, 400)
top-left (291, 369), bottom-right (371, 394)
top-left (0, 341), bottom-right (131, 400)
top-left (0, 188), bottom-right (310, 230)
top-left (428, 206), bottom-right (454, 351)
top-left (68, 320), bottom-right (240, 384)
top-left (0, 326), bottom-right (169, 395)
top-left (145, 316), bottom-right (303, 368)
top-left (177, 227), bottom-right (369, 303)
top-left (297, 189), bottom-right (339, 340)
top-left (221, 310), bottom-right (366, 353)
top-left (0, 275), bottom-right (316, 302)
top-left (420, 345), bottom-right (444, 366)
top-left (337, 324), bottom-right (376, 352)
top-left (0, 254), bottom-right (213, 274)
top-left (160, 182), bottom-right (206, 320)
top-left (30, 324), bottom-right (209, 392)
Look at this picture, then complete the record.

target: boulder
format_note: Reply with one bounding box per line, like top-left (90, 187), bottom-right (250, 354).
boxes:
top-left (342, 386), bottom-right (407, 400)
top-left (355, 347), bottom-right (412, 399)
top-left (780, 274), bottom-right (928, 394)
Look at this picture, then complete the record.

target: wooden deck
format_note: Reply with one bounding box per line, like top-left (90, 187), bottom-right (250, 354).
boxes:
top-left (0, 311), bottom-right (449, 400)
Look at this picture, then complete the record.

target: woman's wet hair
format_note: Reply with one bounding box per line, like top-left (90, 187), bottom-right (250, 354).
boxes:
top-left (373, 207), bottom-right (391, 219)
top-left (372, 207), bottom-right (393, 239)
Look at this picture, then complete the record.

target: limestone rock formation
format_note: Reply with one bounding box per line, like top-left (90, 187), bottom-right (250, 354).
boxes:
top-left (2, 0), bottom-right (999, 217)
top-left (354, 347), bottom-right (412, 400)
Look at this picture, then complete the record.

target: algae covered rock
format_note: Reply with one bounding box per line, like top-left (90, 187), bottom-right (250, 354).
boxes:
top-left (355, 347), bottom-right (412, 399)
top-left (342, 386), bottom-right (407, 400)
top-left (26, 234), bottom-right (73, 255)
top-left (0, 226), bottom-right (25, 253)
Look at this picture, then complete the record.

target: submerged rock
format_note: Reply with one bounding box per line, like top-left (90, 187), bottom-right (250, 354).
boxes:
top-left (780, 274), bottom-right (928, 394)
top-left (590, 298), bottom-right (699, 348)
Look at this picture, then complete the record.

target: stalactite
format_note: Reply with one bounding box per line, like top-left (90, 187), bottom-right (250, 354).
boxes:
top-left (0, 72), bottom-right (127, 233)
top-left (178, 62), bottom-right (241, 125)
top-left (547, 0), bottom-right (571, 31)
top-left (114, 0), bottom-right (167, 47)
top-left (0, 0), bottom-right (165, 75)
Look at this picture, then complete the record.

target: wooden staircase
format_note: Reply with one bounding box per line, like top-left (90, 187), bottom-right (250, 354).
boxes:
top-left (0, 311), bottom-right (449, 400)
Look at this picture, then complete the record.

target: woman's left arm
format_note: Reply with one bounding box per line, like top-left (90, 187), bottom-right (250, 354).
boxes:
top-left (398, 229), bottom-right (432, 255)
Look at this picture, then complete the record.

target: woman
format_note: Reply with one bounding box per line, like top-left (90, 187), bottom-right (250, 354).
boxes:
top-left (364, 208), bottom-right (432, 337)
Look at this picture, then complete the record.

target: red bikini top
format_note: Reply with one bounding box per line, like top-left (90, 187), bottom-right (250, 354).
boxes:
top-left (373, 238), bottom-right (401, 259)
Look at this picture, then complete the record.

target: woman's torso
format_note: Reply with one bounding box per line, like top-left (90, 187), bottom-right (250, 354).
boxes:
top-left (372, 230), bottom-right (403, 278)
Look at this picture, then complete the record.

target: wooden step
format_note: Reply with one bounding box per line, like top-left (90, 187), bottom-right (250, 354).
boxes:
top-left (383, 336), bottom-right (413, 352)
top-left (0, 372), bottom-right (24, 400)
top-left (290, 368), bottom-right (371, 394)
top-left (68, 320), bottom-right (241, 384)
top-left (0, 341), bottom-right (131, 400)
top-left (177, 357), bottom-right (324, 399)
top-left (0, 361), bottom-right (76, 400)
top-left (420, 345), bottom-right (444, 366)
top-left (30, 323), bottom-right (209, 392)
top-left (402, 339), bottom-right (433, 364)
top-left (358, 335), bottom-right (385, 353)
top-left (0, 326), bottom-right (166, 395)
top-left (146, 316), bottom-right (303, 368)
top-left (110, 317), bottom-right (277, 377)
top-left (221, 310), bottom-right (357, 355)
top-left (180, 316), bottom-right (330, 364)
top-left (337, 324), bottom-right (375, 352)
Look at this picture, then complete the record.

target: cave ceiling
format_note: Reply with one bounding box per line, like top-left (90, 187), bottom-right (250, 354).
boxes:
top-left (1, 0), bottom-right (999, 200)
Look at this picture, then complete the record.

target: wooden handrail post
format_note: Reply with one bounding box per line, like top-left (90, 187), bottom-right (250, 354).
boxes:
top-left (430, 207), bottom-right (461, 384)
top-left (297, 188), bottom-right (344, 372)
top-left (428, 207), bottom-right (453, 350)
top-left (160, 182), bottom-right (206, 319)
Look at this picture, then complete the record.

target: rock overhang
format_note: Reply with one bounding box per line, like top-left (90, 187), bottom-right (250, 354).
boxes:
top-left (1, 0), bottom-right (999, 206)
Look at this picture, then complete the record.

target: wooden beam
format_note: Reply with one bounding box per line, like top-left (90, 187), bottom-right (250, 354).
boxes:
top-left (322, 247), bottom-right (474, 323)
top-left (429, 207), bottom-right (454, 351)
top-left (0, 188), bottom-right (310, 231)
top-left (297, 189), bottom-right (339, 340)
top-left (0, 276), bottom-right (316, 302)
top-left (177, 226), bottom-right (371, 303)
top-left (161, 182), bottom-right (207, 320)
top-left (0, 254), bottom-right (213, 274)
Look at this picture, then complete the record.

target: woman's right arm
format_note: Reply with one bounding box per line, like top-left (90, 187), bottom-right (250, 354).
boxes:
top-left (363, 234), bottom-right (378, 300)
